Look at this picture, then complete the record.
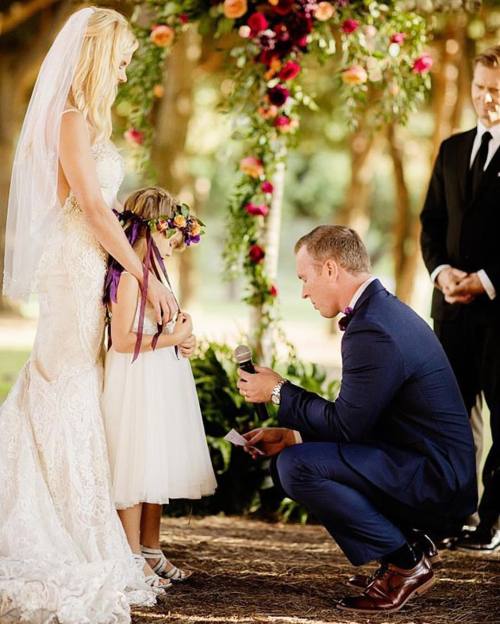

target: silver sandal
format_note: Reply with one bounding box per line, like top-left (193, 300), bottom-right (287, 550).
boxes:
top-left (141, 546), bottom-right (192, 582)
top-left (133, 553), bottom-right (173, 591)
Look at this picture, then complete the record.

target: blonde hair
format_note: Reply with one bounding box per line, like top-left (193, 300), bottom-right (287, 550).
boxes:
top-left (70, 8), bottom-right (138, 142)
top-left (295, 225), bottom-right (371, 274)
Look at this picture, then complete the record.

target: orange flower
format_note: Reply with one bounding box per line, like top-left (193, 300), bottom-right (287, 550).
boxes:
top-left (223, 0), bottom-right (248, 19)
top-left (153, 84), bottom-right (165, 98)
top-left (258, 105), bottom-right (279, 120)
top-left (150, 25), bottom-right (175, 47)
top-left (191, 221), bottom-right (201, 236)
top-left (341, 65), bottom-right (368, 85)
top-left (314, 2), bottom-right (335, 22)
top-left (240, 156), bottom-right (264, 178)
top-left (174, 214), bottom-right (187, 228)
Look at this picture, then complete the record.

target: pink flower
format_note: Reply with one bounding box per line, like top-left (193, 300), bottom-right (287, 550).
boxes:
top-left (390, 32), bottom-right (406, 45)
top-left (412, 54), bottom-right (433, 74)
top-left (341, 65), bottom-right (368, 85)
top-left (248, 12), bottom-right (268, 36)
top-left (245, 203), bottom-right (269, 217)
top-left (249, 244), bottom-right (265, 263)
top-left (261, 180), bottom-right (274, 194)
top-left (279, 60), bottom-right (301, 81)
top-left (268, 84), bottom-right (289, 107)
top-left (274, 115), bottom-right (298, 133)
top-left (342, 19), bottom-right (359, 35)
top-left (240, 156), bottom-right (264, 178)
top-left (124, 128), bottom-right (144, 145)
top-left (150, 24), bottom-right (175, 47)
top-left (269, 283), bottom-right (278, 297)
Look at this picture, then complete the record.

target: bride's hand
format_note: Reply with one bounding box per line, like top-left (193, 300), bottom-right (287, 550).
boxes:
top-left (146, 275), bottom-right (177, 324)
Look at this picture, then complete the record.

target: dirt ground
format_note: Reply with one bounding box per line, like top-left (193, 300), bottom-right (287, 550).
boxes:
top-left (131, 516), bottom-right (500, 624)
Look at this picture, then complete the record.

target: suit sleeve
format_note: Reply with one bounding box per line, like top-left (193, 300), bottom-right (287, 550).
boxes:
top-left (278, 324), bottom-right (405, 442)
top-left (420, 142), bottom-right (450, 275)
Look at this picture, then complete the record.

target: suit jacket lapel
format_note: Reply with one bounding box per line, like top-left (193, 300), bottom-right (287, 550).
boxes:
top-left (457, 129), bottom-right (476, 207)
top-left (475, 143), bottom-right (500, 199)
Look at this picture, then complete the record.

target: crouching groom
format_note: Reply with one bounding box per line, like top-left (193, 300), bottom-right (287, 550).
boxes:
top-left (237, 226), bottom-right (477, 613)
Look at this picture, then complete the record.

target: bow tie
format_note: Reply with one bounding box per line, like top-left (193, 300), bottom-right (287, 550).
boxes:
top-left (338, 306), bottom-right (354, 332)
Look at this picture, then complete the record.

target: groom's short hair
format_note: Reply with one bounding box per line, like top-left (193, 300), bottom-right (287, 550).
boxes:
top-left (295, 225), bottom-right (371, 274)
top-left (474, 45), bottom-right (500, 69)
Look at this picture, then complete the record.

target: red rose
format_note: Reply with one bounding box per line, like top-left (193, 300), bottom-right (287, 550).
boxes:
top-left (245, 203), bottom-right (269, 217)
top-left (272, 0), bottom-right (294, 16)
top-left (248, 12), bottom-right (268, 35)
top-left (269, 284), bottom-right (278, 297)
top-left (179, 14), bottom-right (189, 24)
top-left (267, 84), bottom-right (289, 107)
top-left (390, 32), bottom-right (406, 45)
top-left (341, 19), bottom-right (359, 34)
top-left (249, 244), bottom-right (265, 263)
top-left (274, 115), bottom-right (291, 128)
top-left (279, 60), bottom-right (301, 81)
top-left (412, 54), bottom-right (433, 74)
top-left (261, 180), bottom-right (274, 194)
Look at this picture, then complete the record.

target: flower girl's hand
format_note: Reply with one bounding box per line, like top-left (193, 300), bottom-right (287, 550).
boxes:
top-left (179, 334), bottom-right (197, 359)
top-left (173, 312), bottom-right (193, 343)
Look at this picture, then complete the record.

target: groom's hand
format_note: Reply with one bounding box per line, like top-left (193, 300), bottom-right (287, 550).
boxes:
top-left (243, 427), bottom-right (298, 458)
top-left (237, 366), bottom-right (283, 403)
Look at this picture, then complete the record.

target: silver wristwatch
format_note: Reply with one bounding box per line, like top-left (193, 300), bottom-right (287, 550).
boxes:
top-left (271, 379), bottom-right (287, 406)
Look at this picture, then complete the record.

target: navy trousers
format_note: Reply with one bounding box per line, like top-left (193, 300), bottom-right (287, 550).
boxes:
top-left (273, 442), bottom-right (424, 566)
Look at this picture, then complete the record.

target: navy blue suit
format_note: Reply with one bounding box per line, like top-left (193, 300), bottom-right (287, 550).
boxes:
top-left (274, 280), bottom-right (477, 565)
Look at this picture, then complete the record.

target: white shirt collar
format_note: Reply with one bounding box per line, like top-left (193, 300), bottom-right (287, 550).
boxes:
top-left (347, 276), bottom-right (378, 311)
top-left (477, 119), bottom-right (500, 141)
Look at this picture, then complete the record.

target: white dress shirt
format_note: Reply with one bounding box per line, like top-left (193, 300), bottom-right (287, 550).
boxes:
top-left (431, 121), bottom-right (500, 300)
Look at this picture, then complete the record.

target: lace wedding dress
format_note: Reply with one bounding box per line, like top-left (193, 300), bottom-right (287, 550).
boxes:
top-left (0, 136), bottom-right (157, 623)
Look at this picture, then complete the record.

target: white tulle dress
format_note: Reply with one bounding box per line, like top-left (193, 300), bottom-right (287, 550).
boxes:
top-left (102, 295), bottom-right (217, 510)
top-left (0, 135), bottom-right (158, 623)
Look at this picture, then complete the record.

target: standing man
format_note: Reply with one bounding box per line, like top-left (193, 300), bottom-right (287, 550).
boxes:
top-left (237, 226), bottom-right (476, 614)
top-left (420, 45), bottom-right (500, 552)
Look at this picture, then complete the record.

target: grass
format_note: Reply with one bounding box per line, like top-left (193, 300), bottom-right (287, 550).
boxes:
top-left (0, 349), bottom-right (30, 402)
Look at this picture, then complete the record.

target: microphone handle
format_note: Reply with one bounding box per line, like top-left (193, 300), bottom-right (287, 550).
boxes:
top-left (238, 360), bottom-right (269, 420)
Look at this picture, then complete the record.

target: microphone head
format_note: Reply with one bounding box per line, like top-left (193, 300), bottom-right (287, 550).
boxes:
top-left (234, 344), bottom-right (252, 364)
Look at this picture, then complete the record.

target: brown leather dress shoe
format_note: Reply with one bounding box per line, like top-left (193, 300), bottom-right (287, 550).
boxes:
top-left (347, 533), bottom-right (441, 589)
top-left (337, 556), bottom-right (434, 613)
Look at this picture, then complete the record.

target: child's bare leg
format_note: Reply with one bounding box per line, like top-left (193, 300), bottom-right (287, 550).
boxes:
top-left (119, 504), bottom-right (169, 585)
top-left (118, 504), bottom-right (143, 553)
top-left (140, 503), bottom-right (162, 550)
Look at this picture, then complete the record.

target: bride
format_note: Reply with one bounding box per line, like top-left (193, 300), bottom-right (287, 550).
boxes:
top-left (0, 7), bottom-right (176, 623)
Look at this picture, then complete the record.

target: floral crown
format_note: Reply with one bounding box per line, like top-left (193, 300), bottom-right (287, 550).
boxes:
top-left (120, 203), bottom-right (205, 246)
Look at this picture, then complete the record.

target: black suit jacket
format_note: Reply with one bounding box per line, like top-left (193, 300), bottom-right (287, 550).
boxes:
top-left (420, 128), bottom-right (500, 321)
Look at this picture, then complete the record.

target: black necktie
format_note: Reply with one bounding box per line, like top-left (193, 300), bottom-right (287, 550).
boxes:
top-left (469, 131), bottom-right (492, 198)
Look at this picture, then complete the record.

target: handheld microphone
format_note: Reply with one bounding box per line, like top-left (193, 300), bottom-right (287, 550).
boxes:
top-left (234, 345), bottom-right (269, 420)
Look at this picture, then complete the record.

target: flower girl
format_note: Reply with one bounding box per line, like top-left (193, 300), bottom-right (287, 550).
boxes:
top-left (102, 186), bottom-right (217, 590)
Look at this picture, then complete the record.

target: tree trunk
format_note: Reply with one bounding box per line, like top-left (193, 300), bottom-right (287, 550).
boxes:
top-left (336, 126), bottom-right (379, 237)
top-left (387, 123), bottom-right (420, 303)
top-left (152, 27), bottom-right (200, 308)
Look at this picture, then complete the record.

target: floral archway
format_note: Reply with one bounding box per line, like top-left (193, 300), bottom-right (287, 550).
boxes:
top-left (119, 0), bottom-right (435, 352)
